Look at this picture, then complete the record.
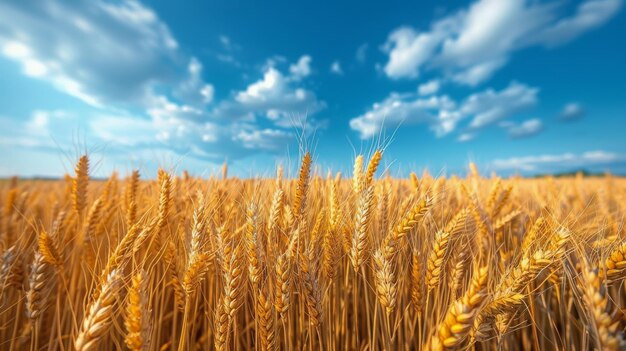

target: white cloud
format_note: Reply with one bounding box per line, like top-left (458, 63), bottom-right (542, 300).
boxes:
top-left (560, 102), bottom-right (585, 120)
top-left (100, 56), bottom-right (324, 161)
top-left (0, 106), bottom-right (303, 166)
top-left (0, 0), bottom-right (184, 106)
top-left (418, 79), bottom-right (441, 96)
top-left (200, 85), bottom-right (215, 104)
top-left (491, 150), bottom-right (626, 171)
top-left (289, 55), bottom-right (312, 80)
top-left (539, 0), bottom-right (622, 46)
top-left (349, 93), bottom-right (456, 139)
top-left (235, 128), bottom-right (292, 150)
top-left (236, 68), bottom-right (285, 104)
top-left (330, 61), bottom-right (343, 75)
top-left (128, 56), bottom-right (325, 158)
top-left (0, 1), bottom-right (326, 165)
top-left (462, 82), bottom-right (538, 129)
top-left (350, 81), bottom-right (538, 139)
top-left (147, 94), bottom-right (204, 122)
top-left (235, 67), bottom-right (319, 110)
top-left (175, 57), bottom-right (215, 105)
top-left (382, 0), bottom-right (622, 85)
top-left (437, 0), bottom-right (552, 85)
top-left (382, 21), bottom-right (455, 79)
top-left (501, 118), bottom-right (543, 138)
top-left (230, 62), bottom-right (324, 126)
top-left (450, 59), bottom-right (506, 86)
top-left (2, 41), bottom-right (29, 59)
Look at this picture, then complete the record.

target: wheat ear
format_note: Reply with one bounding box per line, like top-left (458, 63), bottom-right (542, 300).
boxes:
top-left (363, 150), bottom-right (382, 187)
top-left (373, 249), bottom-right (397, 315)
top-left (38, 230), bottom-right (62, 266)
top-left (72, 155), bottom-right (89, 215)
top-left (350, 185), bottom-right (375, 272)
top-left (245, 203), bottom-right (261, 285)
top-left (426, 229), bottom-right (451, 292)
top-left (292, 152), bottom-right (312, 219)
top-left (256, 287), bottom-right (277, 351)
top-left (432, 266), bottom-right (488, 350)
top-left (74, 269), bottom-right (121, 351)
top-left (300, 251), bottom-right (323, 327)
top-left (274, 253), bottom-right (291, 321)
top-left (125, 271), bottom-right (150, 351)
top-left (156, 171), bottom-right (171, 233)
top-left (26, 252), bottom-right (54, 321)
top-left (411, 249), bottom-right (424, 313)
top-left (353, 155), bottom-right (364, 194)
top-left (581, 267), bottom-right (623, 350)
top-left (125, 170), bottom-right (140, 228)
top-left (223, 239), bottom-right (245, 319)
top-left (214, 296), bottom-right (229, 351)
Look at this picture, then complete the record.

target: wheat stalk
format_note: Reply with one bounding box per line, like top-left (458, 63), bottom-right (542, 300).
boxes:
top-left (350, 185), bottom-right (375, 272)
top-left (125, 271), bottom-right (150, 351)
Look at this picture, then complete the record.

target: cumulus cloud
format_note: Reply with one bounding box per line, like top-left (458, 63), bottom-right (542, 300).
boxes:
top-left (382, 0), bottom-right (622, 85)
top-left (144, 58), bottom-right (325, 158)
top-left (0, 0), bottom-right (325, 164)
top-left (560, 102), bottom-right (585, 120)
top-left (491, 150), bottom-right (626, 171)
top-left (175, 58), bottom-right (215, 105)
top-left (500, 118), bottom-right (543, 138)
top-left (382, 20), bottom-right (456, 79)
top-left (349, 93), bottom-right (456, 139)
top-left (350, 81), bottom-right (538, 139)
top-left (229, 65), bottom-right (324, 125)
top-left (0, 0), bottom-right (183, 107)
top-left (236, 67), bottom-right (302, 106)
top-left (289, 55), bottom-right (312, 80)
top-left (144, 56), bottom-right (324, 158)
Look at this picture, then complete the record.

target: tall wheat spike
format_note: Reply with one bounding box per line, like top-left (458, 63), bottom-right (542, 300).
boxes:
top-left (353, 155), bottom-right (364, 194)
top-left (125, 271), bottom-right (150, 351)
top-left (431, 266), bottom-right (488, 350)
top-left (293, 152), bottom-right (312, 220)
top-left (256, 286), bottom-right (276, 351)
top-left (580, 267), bottom-right (622, 350)
top-left (72, 155), bottom-right (89, 215)
top-left (75, 269), bottom-right (121, 351)
top-left (350, 185), bottom-right (375, 272)
top-left (26, 252), bottom-right (54, 321)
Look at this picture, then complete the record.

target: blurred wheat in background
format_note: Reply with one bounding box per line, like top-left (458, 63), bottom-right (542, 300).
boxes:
top-left (1, 151), bottom-right (625, 350)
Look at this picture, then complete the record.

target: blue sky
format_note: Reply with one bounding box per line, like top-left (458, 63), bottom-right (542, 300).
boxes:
top-left (0, 0), bottom-right (625, 178)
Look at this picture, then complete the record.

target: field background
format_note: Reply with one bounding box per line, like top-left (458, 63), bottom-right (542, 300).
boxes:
top-left (1, 153), bottom-right (625, 350)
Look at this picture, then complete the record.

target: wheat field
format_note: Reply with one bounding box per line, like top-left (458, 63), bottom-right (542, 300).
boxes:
top-left (1, 151), bottom-right (625, 350)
